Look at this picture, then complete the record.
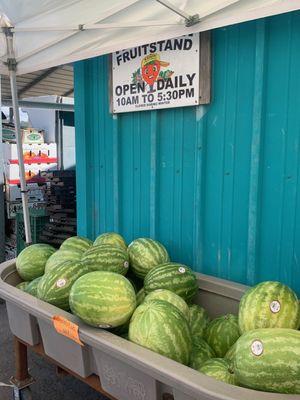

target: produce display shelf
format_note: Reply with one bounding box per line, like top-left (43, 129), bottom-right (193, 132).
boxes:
top-left (0, 260), bottom-right (297, 400)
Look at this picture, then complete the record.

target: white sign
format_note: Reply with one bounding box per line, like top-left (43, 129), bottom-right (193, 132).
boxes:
top-left (112, 34), bottom-right (199, 113)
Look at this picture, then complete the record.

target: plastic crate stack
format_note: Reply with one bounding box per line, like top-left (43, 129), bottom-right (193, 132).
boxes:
top-left (39, 170), bottom-right (77, 247)
top-left (3, 141), bottom-right (58, 219)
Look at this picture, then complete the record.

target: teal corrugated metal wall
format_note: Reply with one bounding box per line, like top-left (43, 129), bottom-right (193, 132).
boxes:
top-left (74, 11), bottom-right (300, 294)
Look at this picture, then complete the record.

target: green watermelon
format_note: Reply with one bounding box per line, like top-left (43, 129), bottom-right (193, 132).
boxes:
top-left (239, 281), bottom-right (299, 333)
top-left (81, 244), bottom-right (129, 275)
top-left (37, 261), bottom-right (89, 310)
top-left (45, 249), bottom-right (83, 273)
top-left (128, 238), bottom-right (169, 279)
top-left (136, 288), bottom-right (146, 305)
top-left (94, 232), bottom-right (127, 250)
top-left (200, 358), bottom-right (237, 385)
top-left (16, 281), bottom-right (30, 291)
top-left (129, 299), bottom-right (192, 365)
top-left (144, 263), bottom-right (198, 303)
top-left (189, 305), bottom-right (210, 343)
top-left (204, 314), bottom-right (240, 357)
top-left (60, 236), bottom-right (92, 253)
top-left (70, 271), bottom-right (136, 328)
top-left (224, 341), bottom-right (237, 363)
top-left (234, 328), bottom-right (300, 394)
top-left (24, 276), bottom-right (43, 297)
top-left (189, 338), bottom-right (215, 370)
top-left (144, 289), bottom-right (189, 319)
top-left (16, 244), bottom-right (56, 281)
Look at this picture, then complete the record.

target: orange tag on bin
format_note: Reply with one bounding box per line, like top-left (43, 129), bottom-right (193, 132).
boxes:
top-left (52, 315), bottom-right (84, 346)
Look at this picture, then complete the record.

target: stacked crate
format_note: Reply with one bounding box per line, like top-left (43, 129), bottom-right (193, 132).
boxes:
top-left (39, 170), bottom-right (77, 247)
top-left (3, 142), bottom-right (58, 218)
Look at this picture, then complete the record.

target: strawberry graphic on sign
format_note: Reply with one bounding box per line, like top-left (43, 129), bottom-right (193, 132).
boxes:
top-left (132, 53), bottom-right (173, 89)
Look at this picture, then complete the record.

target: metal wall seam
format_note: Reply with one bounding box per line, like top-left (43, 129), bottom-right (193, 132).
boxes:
top-left (246, 19), bottom-right (266, 285)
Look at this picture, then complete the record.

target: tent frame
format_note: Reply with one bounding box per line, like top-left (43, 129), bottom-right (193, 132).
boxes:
top-left (3, 27), bottom-right (32, 244)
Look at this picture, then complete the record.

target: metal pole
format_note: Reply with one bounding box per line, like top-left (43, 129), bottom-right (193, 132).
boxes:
top-left (4, 28), bottom-right (32, 244)
top-left (0, 74), bottom-right (5, 262)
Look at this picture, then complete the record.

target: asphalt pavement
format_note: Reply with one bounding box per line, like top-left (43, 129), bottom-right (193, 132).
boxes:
top-left (0, 301), bottom-right (108, 400)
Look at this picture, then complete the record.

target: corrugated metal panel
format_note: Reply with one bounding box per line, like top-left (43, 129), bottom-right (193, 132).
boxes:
top-left (74, 11), bottom-right (300, 294)
top-left (1, 65), bottom-right (73, 99)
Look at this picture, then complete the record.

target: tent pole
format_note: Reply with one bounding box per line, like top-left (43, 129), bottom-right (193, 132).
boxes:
top-left (0, 74), bottom-right (5, 262)
top-left (4, 28), bottom-right (32, 245)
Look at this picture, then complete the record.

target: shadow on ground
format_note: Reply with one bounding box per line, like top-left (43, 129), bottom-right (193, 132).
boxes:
top-left (0, 302), bottom-right (109, 400)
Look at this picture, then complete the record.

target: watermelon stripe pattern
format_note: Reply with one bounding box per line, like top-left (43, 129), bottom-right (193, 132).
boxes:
top-left (200, 358), bottom-right (237, 385)
top-left (60, 236), bottom-right (93, 253)
top-left (144, 263), bottom-right (198, 303)
top-left (94, 232), bottom-right (127, 250)
top-left (238, 281), bottom-right (299, 333)
top-left (129, 299), bottom-right (192, 365)
top-left (234, 328), bottom-right (300, 394)
top-left (45, 249), bottom-right (83, 273)
top-left (37, 261), bottom-right (89, 310)
top-left (189, 305), bottom-right (210, 343)
top-left (16, 244), bottom-right (56, 281)
top-left (70, 271), bottom-right (136, 327)
top-left (205, 314), bottom-right (240, 357)
top-left (16, 281), bottom-right (30, 291)
top-left (190, 338), bottom-right (215, 370)
top-left (24, 276), bottom-right (43, 297)
top-left (128, 238), bottom-right (170, 279)
top-left (82, 244), bottom-right (129, 275)
top-left (144, 289), bottom-right (189, 319)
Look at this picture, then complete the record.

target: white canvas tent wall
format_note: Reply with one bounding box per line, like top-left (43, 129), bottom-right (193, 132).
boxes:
top-left (1, 0), bottom-right (300, 244)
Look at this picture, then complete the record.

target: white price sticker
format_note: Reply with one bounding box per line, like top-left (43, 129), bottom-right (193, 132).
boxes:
top-left (98, 324), bottom-right (112, 329)
top-left (178, 267), bottom-right (186, 273)
top-left (270, 300), bottom-right (281, 313)
top-left (251, 340), bottom-right (264, 356)
top-left (56, 278), bottom-right (67, 288)
top-left (124, 261), bottom-right (129, 268)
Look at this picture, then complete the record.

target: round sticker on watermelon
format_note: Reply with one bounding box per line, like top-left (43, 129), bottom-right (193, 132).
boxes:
top-left (270, 300), bottom-right (281, 313)
top-left (124, 261), bottom-right (129, 269)
top-left (56, 278), bottom-right (67, 288)
top-left (251, 340), bottom-right (264, 356)
top-left (179, 267), bottom-right (186, 273)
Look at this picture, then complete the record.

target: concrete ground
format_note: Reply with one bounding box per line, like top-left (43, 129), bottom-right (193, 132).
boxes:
top-left (0, 302), bottom-right (108, 400)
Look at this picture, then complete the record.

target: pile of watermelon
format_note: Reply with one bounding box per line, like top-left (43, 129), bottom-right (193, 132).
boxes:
top-left (15, 234), bottom-right (300, 394)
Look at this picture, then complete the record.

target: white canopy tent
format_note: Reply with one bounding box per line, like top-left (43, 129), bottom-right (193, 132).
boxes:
top-left (0, 0), bottom-right (300, 244)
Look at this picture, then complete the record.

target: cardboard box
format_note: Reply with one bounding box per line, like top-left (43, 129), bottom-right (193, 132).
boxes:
top-left (5, 183), bottom-right (47, 202)
top-left (4, 162), bottom-right (57, 185)
top-left (3, 143), bottom-right (57, 164)
top-left (6, 200), bottom-right (47, 219)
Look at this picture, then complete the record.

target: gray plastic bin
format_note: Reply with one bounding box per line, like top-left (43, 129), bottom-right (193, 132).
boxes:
top-left (0, 260), bottom-right (298, 400)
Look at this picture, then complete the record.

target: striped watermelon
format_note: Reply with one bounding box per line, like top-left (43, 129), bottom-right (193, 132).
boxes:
top-left (16, 281), bottom-right (30, 291)
top-left (190, 338), bottom-right (215, 370)
top-left (136, 288), bottom-right (145, 305)
top-left (234, 328), bottom-right (300, 394)
top-left (60, 236), bottom-right (92, 253)
top-left (189, 305), bottom-right (210, 343)
top-left (70, 271), bottom-right (136, 328)
top-left (37, 261), bottom-right (89, 310)
top-left (200, 358), bottom-right (237, 385)
top-left (16, 244), bottom-right (56, 281)
top-left (24, 276), bottom-right (43, 297)
top-left (239, 281), bottom-right (299, 333)
top-left (45, 249), bottom-right (83, 273)
top-left (144, 263), bottom-right (198, 303)
top-left (129, 299), bottom-right (192, 365)
top-left (144, 289), bottom-right (189, 319)
top-left (128, 238), bottom-right (169, 279)
top-left (224, 341), bottom-right (237, 363)
top-left (81, 244), bottom-right (129, 275)
top-left (94, 232), bottom-right (127, 250)
top-left (205, 314), bottom-right (240, 358)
